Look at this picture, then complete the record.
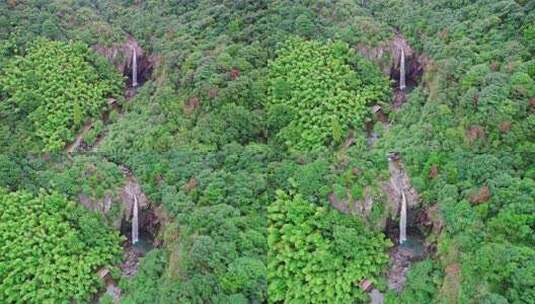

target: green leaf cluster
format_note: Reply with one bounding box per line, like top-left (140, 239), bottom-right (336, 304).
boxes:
top-left (268, 37), bottom-right (390, 152)
top-left (0, 188), bottom-right (122, 303)
top-left (117, 144), bottom-right (272, 303)
top-left (0, 38), bottom-right (122, 152)
top-left (268, 190), bottom-right (391, 303)
top-left (369, 0), bottom-right (535, 302)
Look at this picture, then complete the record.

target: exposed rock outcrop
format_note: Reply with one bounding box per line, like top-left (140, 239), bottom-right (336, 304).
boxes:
top-left (357, 35), bottom-right (427, 87)
top-left (357, 34), bottom-right (428, 107)
top-left (383, 154), bottom-right (420, 213)
top-left (92, 36), bottom-right (155, 87)
top-left (418, 204), bottom-right (444, 235)
top-left (78, 192), bottom-right (113, 214)
top-left (121, 176), bottom-right (149, 219)
top-left (328, 186), bottom-right (380, 221)
top-left (118, 166), bottom-right (160, 239)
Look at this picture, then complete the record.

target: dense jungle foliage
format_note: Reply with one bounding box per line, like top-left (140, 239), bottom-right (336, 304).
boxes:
top-left (0, 39), bottom-right (122, 152)
top-left (369, 1), bottom-right (535, 303)
top-left (268, 190), bottom-right (390, 303)
top-left (268, 38), bottom-right (390, 151)
top-left (0, 189), bottom-right (122, 303)
top-left (0, 0), bottom-right (533, 303)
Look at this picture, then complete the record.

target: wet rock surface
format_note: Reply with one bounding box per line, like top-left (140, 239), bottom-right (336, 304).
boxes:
top-left (387, 244), bottom-right (412, 292)
top-left (92, 36), bottom-right (155, 87)
top-left (386, 230), bottom-right (427, 292)
top-left (121, 175), bottom-right (149, 218)
top-left (121, 245), bottom-right (142, 278)
top-left (357, 34), bottom-right (428, 109)
top-left (384, 156), bottom-right (420, 212)
top-left (356, 32), bottom-right (433, 301)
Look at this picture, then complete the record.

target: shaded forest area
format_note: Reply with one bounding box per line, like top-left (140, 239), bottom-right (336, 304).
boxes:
top-left (0, 1), bottom-right (533, 303)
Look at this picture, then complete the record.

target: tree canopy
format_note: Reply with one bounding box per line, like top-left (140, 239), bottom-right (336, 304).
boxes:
top-left (0, 189), bottom-right (122, 303)
top-left (0, 0), bottom-right (533, 303)
top-left (0, 38), bottom-right (122, 152)
top-left (268, 38), bottom-right (390, 152)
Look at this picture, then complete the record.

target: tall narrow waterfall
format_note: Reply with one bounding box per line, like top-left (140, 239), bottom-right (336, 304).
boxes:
top-left (399, 190), bottom-right (407, 244)
top-left (132, 194), bottom-right (139, 244)
top-left (400, 48), bottom-right (406, 91)
top-left (132, 47), bottom-right (138, 88)
top-left (389, 153), bottom-right (407, 245)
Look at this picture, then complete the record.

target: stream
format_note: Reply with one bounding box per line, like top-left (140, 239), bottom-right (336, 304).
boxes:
top-left (386, 226), bottom-right (426, 292)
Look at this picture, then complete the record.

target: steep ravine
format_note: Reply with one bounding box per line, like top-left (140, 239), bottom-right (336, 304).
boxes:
top-left (383, 154), bottom-right (427, 293)
top-left (65, 36), bottom-right (158, 303)
top-left (357, 34), bottom-right (431, 301)
top-left (357, 33), bottom-right (427, 109)
top-left (98, 41), bottom-right (157, 303)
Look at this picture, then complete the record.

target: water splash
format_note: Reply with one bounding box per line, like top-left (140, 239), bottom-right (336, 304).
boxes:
top-left (132, 194), bottom-right (139, 245)
top-left (400, 48), bottom-right (406, 91)
top-left (132, 47), bottom-right (138, 88)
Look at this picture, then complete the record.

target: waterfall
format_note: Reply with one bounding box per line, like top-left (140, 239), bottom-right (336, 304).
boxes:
top-left (132, 194), bottom-right (139, 244)
top-left (399, 190), bottom-right (407, 244)
top-left (389, 154), bottom-right (407, 245)
top-left (399, 48), bottom-right (406, 91)
top-left (132, 47), bottom-right (138, 88)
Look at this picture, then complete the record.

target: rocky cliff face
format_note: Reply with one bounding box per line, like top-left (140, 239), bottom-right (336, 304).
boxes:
top-left (356, 35), bottom-right (427, 85)
top-left (383, 156), bottom-right (420, 211)
top-left (356, 34), bottom-right (428, 107)
top-left (92, 36), bottom-right (155, 87)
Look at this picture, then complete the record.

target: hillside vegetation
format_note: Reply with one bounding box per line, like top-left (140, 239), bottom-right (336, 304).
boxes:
top-left (0, 1), bottom-right (533, 303)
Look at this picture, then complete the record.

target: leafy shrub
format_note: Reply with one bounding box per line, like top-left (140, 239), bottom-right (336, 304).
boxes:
top-left (42, 155), bottom-right (124, 202)
top-left (0, 38), bottom-right (122, 152)
top-left (83, 119), bottom-right (105, 146)
top-left (0, 188), bottom-right (122, 303)
top-left (267, 38), bottom-right (390, 152)
top-left (116, 145), bottom-right (271, 303)
top-left (268, 190), bottom-right (391, 303)
top-left (393, 260), bottom-right (442, 304)
top-left (120, 250), bottom-right (167, 304)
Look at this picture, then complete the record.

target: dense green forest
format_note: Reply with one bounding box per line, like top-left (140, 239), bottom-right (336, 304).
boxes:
top-left (0, 1), bottom-right (533, 303)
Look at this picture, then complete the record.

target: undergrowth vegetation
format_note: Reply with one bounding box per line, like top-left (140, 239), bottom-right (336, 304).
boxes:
top-left (369, 0), bottom-right (535, 302)
top-left (268, 190), bottom-right (390, 303)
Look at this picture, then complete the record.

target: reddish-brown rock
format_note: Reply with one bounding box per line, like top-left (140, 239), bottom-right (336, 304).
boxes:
top-left (469, 185), bottom-right (491, 204)
top-left (359, 279), bottom-right (373, 292)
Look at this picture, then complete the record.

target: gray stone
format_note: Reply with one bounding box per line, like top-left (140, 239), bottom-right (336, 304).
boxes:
top-left (370, 289), bottom-right (384, 304)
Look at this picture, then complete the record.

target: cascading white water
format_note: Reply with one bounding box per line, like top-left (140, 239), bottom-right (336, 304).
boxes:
top-left (132, 194), bottom-right (139, 245)
top-left (132, 47), bottom-right (138, 88)
top-left (399, 190), bottom-right (407, 244)
top-left (389, 154), bottom-right (407, 245)
top-left (400, 48), bottom-right (406, 91)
